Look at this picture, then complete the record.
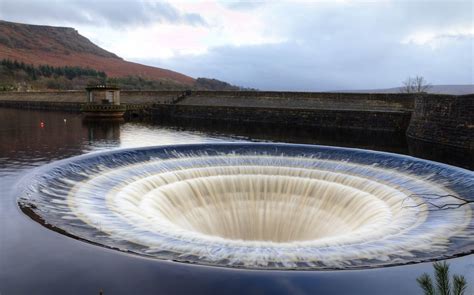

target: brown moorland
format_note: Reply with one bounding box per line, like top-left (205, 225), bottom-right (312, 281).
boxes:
top-left (0, 20), bottom-right (195, 85)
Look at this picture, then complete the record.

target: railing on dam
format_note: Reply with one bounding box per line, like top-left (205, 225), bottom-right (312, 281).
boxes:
top-left (80, 104), bottom-right (127, 112)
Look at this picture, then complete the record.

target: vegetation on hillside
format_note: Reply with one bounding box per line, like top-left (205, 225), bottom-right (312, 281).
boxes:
top-left (107, 76), bottom-right (254, 91)
top-left (195, 78), bottom-right (255, 91)
top-left (0, 58), bottom-right (106, 90)
top-left (106, 76), bottom-right (188, 91)
top-left (0, 59), bottom-right (254, 91)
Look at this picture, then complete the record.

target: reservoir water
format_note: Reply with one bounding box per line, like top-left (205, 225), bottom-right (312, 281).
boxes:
top-left (1, 108), bottom-right (472, 294)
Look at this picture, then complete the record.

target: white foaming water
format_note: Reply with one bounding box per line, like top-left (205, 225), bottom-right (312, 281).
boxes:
top-left (19, 144), bottom-right (474, 269)
top-left (109, 166), bottom-right (401, 243)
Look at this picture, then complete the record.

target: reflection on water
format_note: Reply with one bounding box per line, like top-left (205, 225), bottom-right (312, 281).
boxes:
top-left (83, 119), bottom-right (122, 143)
top-left (155, 115), bottom-right (471, 170)
top-left (0, 107), bottom-right (472, 295)
top-left (1, 108), bottom-right (470, 174)
top-left (407, 137), bottom-right (474, 169)
top-left (0, 109), bottom-right (240, 176)
top-left (153, 117), bottom-right (410, 154)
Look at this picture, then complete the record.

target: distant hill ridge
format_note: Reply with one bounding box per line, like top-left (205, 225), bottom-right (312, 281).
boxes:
top-left (0, 20), bottom-right (194, 85)
top-left (340, 85), bottom-right (474, 95)
top-left (0, 21), bottom-right (119, 58)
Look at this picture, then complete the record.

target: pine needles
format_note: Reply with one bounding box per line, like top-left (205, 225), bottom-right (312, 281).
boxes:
top-left (417, 261), bottom-right (468, 295)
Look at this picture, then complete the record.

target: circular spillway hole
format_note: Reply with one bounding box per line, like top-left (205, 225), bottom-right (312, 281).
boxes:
top-left (119, 171), bottom-right (393, 243)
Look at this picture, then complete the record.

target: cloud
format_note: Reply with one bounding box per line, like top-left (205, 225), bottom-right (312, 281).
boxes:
top-left (0, 0), bottom-right (207, 27)
top-left (142, 1), bottom-right (473, 91)
top-left (218, 1), bottom-right (267, 10)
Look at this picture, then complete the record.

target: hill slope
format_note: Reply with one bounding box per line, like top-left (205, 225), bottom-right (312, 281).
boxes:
top-left (0, 20), bottom-right (194, 85)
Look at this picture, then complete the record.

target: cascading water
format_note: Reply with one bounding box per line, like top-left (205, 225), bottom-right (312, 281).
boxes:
top-left (18, 143), bottom-right (474, 270)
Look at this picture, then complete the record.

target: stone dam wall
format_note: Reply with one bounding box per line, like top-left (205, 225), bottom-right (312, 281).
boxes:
top-left (155, 91), bottom-right (414, 132)
top-left (178, 91), bottom-right (414, 111)
top-left (0, 90), bottom-right (471, 149)
top-left (152, 104), bottom-right (411, 132)
top-left (0, 90), bottom-right (181, 112)
top-left (407, 94), bottom-right (474, 150)
top-left (0, 90), bottom-right (180, 104)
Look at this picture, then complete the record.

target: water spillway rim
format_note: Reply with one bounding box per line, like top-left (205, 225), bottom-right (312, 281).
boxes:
top-left (17, 143), bottom-right (474, 271)
top-left (14, 142), bottom-right (474, 179)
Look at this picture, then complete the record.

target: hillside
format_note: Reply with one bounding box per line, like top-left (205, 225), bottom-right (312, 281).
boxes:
top-left (0, 20), bottom-right (194, 85)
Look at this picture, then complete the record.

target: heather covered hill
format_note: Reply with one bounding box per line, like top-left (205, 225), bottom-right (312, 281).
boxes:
top-left (0, 20), bottom-right (194, 85)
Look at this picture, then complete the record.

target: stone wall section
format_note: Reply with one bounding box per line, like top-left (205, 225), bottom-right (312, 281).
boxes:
top-left (152, 104), bottom-right (412, 132)
top-left (0, 90), bottom-right (182, 104)
top-left (179, 91), bottom-right (414, 111)
top-left (0, 91), bottom-right (85, 102)
top-left (407, 94), bottom-right (474, 149)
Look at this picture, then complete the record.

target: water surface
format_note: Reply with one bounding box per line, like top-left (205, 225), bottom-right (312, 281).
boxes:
top-left (0, 108), bottom-right (472, 294)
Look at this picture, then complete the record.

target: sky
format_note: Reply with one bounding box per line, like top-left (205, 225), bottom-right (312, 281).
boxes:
top-left (0, 0), bottom-right (472, 91)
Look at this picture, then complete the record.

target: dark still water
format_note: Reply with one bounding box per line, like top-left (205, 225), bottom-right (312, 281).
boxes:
top-left (0, 108), bottom-right (472, 295)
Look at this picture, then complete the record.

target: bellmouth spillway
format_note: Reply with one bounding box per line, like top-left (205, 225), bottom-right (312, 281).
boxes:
top-left (17, 143), bottom-right (474, 270)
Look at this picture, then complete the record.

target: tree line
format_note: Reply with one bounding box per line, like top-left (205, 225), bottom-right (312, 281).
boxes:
top-left (0, 59), bottom-right (107, 81)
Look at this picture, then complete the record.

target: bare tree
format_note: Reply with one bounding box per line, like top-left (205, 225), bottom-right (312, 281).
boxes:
top-left (401, 75), bottom-right (432, 93)
top-left (402, 193), bottom-right (473, 211)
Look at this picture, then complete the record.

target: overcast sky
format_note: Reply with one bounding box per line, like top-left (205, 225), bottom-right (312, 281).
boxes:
top-left (1, 0), bottom-right (472, 91)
